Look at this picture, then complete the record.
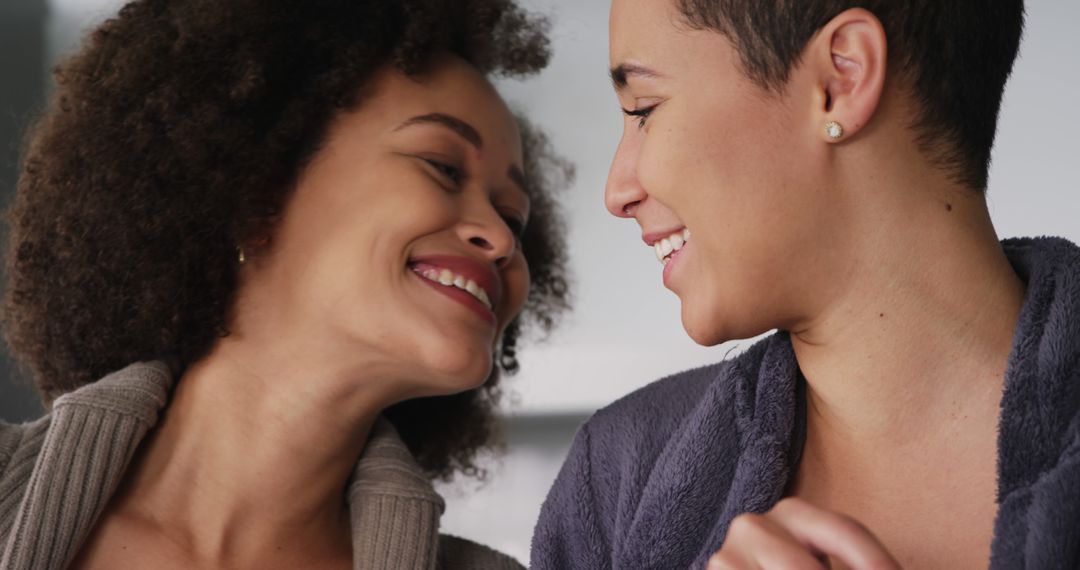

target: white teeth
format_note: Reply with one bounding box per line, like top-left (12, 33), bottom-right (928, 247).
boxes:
top-left (653, 228), bottom-right (690, 264)
top-left (415, 267), bottom-right (493, 310)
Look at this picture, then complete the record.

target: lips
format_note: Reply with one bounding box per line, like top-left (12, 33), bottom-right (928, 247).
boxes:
top-left (642, 227), bottom-right (691, 264)
top-left (640, 226), bottom-right (691, 289)
top-left (408, 255), bottom-right (503, 320)
top-left (662, 242), bottom-right (686, 288)
top-left (642, 226), bottom-right (689, 247)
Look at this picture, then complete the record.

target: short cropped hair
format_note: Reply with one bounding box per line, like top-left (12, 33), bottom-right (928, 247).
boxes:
top-left (677, 0), bottom-right (1025, 190)
top-left (3, 0), bottom-right (570, 480)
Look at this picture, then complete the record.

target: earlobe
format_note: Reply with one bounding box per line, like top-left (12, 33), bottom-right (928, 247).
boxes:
top-left (825, 121), bottom-right (844, 140)
top-left (817, 8), bottom-right (887, 143)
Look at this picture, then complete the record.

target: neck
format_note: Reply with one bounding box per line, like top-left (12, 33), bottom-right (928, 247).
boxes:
top-left (790, 158), bottom-right (1025, 464)
top-left (110, 338), bottom-right (394, 564)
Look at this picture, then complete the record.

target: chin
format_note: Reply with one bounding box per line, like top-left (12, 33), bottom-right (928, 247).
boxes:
top-left (683, 316), bottom-right (728, 347)
top-left (422, 344), bottom-right (494, 394)
top-left (673, 270), bottom-right (717, 344)
top-left (680, 298), bottom-right (722, 345)
top-left (680, 298), bottom-right (767, 347)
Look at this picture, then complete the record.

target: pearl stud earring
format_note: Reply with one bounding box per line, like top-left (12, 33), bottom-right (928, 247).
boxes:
top-left (825, 120), bottom-right (844, 140)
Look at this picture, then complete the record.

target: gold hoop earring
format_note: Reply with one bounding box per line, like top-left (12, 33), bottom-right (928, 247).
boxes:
top-left (238, 247), bottom-right (246, 264)
top-left (825, 121), bottom-right (844, 140)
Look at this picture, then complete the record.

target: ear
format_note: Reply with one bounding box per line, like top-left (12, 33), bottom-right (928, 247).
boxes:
top-left (806, 8), bottom-right (887, 143)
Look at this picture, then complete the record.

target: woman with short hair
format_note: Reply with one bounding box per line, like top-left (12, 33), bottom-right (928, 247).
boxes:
top-left (533, 0), bottom-right (1078, 568)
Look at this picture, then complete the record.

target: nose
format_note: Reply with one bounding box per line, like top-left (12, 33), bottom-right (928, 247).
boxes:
top-left (459, 204), bottom-right (518, 268)
top-left (604, 131), bottom-right (647, 219)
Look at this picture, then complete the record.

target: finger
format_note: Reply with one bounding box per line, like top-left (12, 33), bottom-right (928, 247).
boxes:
top-left (708, 512), bottom-right (829, 570)
top-left (768, 498), bottom-right (900, 570)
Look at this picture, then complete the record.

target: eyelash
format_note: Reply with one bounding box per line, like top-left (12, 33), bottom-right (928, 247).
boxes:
top-left (622, 104), bottom-right (658, 129)
top-left (424, 158), bottom-right (464, 185)
top-left (424, 158), bottom-right (526, 241)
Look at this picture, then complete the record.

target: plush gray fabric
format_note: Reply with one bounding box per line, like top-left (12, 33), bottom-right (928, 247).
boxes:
top-left (532, 237), bottom-right (1080, 569)
top-left (0, 362), bottom-right (522, 570)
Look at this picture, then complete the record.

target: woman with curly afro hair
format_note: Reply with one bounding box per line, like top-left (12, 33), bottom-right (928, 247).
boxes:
top-left (0, 0), bottom-right (571, 568)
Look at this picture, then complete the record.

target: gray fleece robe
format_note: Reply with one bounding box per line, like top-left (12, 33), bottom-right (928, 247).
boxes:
top-left (531, 237), bottom-right (1080, 569)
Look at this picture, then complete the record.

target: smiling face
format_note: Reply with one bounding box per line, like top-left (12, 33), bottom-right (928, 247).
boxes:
top-left (606, 0), bottom-right (855, 345)
top-left (235, 56), bottom-right (530, 400)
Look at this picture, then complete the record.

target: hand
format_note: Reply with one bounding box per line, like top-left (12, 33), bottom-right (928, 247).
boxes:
top-left (707, 498), bottom-right (901, 570)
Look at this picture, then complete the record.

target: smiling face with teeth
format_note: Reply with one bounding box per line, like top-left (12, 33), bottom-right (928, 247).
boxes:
top-left (232, 56), bottom-right (531, 401)
top-left (604, 0), bottom-right (856, 345)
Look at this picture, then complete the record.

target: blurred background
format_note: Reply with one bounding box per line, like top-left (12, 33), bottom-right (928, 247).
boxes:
top-left (1, 0), bottom-right (1078, 563)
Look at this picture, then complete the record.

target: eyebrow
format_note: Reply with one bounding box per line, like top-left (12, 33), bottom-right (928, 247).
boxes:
top-left (394, 112), bottom-right (529, 198)
top-left (610, 63), bottom-right (664, 90)
top-left (395, 113), bottom-right (484, 149)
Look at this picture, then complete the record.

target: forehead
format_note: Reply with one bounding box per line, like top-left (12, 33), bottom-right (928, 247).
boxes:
top-left (609, 0), bottom-right (682, 60)
top-left (360, 58), bottom-right (522, 160)
top-left (609, 0), bottom-right (742, 87)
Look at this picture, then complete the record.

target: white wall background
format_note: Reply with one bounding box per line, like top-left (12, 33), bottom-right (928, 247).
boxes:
top-left (25, 0), bottom-right (1080, 564)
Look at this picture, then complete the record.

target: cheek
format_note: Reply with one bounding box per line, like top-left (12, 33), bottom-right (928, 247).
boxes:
top-left (635, 102), bottom-right (741, 210)
top-left (633, 134), bottom-right (717, 230)
top-left (639, 97), bottom-right (804, 224)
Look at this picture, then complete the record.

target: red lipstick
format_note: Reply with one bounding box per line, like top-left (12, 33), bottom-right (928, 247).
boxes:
top-left (408, 255), bottom-right (502, 325)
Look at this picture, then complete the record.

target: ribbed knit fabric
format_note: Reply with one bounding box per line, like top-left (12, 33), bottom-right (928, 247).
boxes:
top-left (0, 418), bottom-right (48, 545)
top-left (0, 362), bottom-right (524, 570)
top-left (1, 361), bottom-right (169, 570)
top-left (349, 426), bottom-right (445, 569)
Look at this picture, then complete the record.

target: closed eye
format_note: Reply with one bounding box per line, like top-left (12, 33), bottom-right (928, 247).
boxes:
top-left (621, 104), bottom-right (657, 129)
top-left (423, 158), bottom-right (464, 186)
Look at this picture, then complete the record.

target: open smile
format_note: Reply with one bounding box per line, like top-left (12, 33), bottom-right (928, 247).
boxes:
top-left (408, 255), bottom-right (502, 325)
top-left (643, 227), bottom-right (691, 289)
top-left (652, 228), bottom-right (691, 266)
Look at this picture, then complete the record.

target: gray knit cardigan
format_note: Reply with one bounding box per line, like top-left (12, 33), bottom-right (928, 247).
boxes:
top-left (0, 362), bottom-right (523, 570)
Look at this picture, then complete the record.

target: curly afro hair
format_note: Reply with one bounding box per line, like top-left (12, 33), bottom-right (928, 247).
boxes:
top-left (3, 0), bottom-right (571, 480)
